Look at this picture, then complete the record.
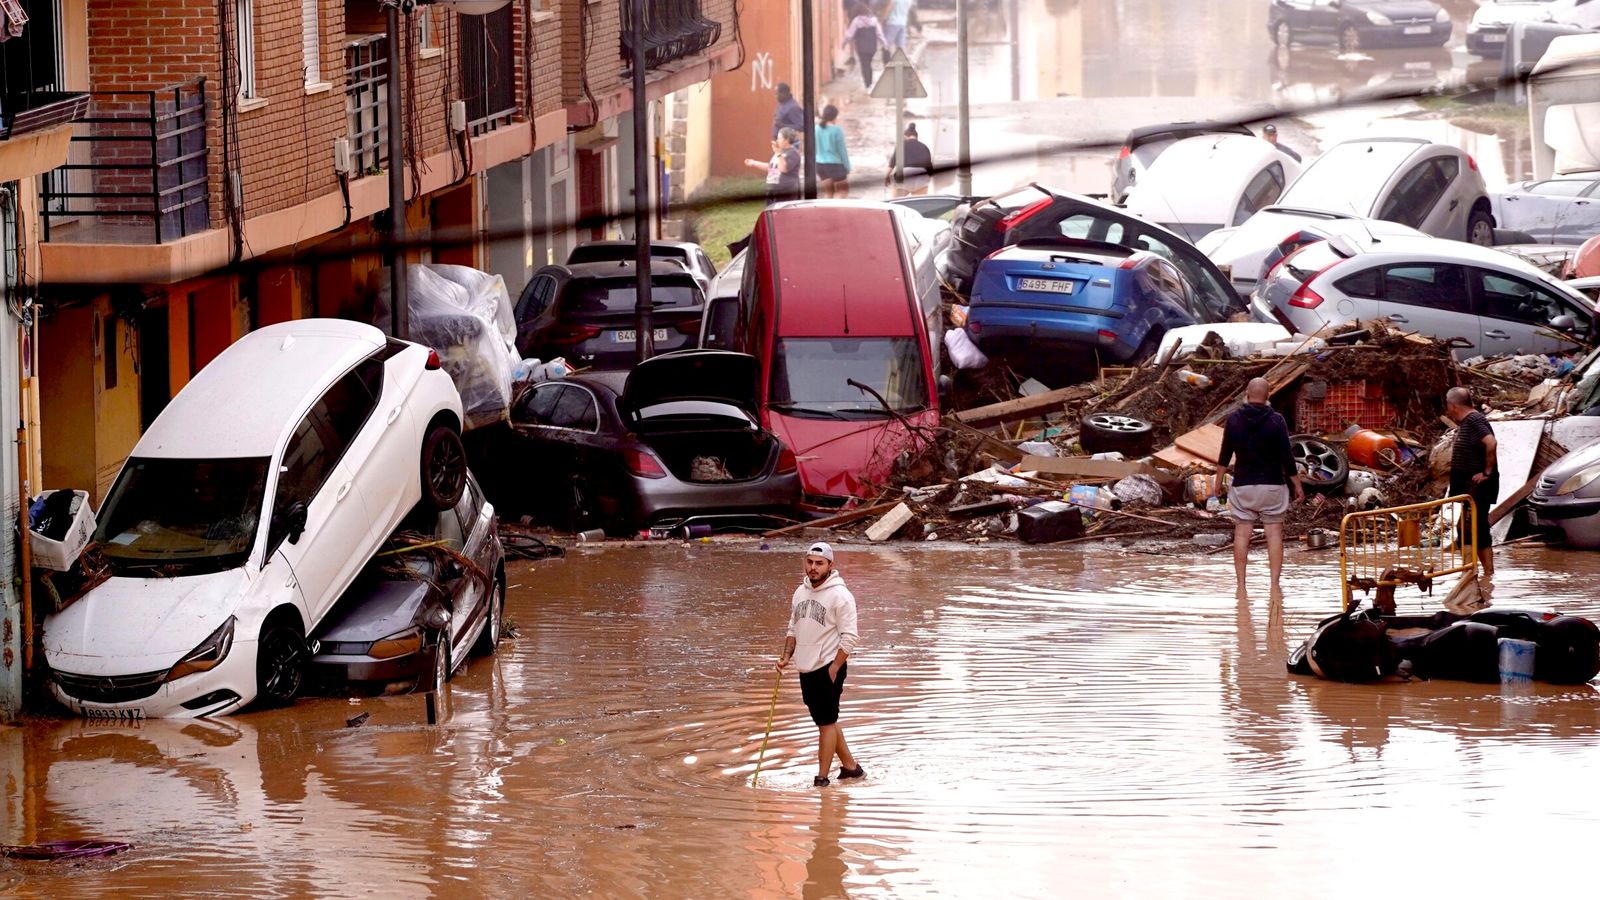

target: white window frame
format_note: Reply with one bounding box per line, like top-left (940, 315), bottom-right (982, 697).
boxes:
top-left (235, 0), bottom-right (257, 100)
top-left (301, 0), bottom-right (320, 84)
top-left (419, 7), bottom-right (437, 51)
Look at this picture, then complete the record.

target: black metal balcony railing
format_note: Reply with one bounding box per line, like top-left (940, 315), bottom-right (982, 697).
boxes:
top-left (0, 91), bottom-right (90, 141)
top-left (460, 7), bottom-right (517, 135)
top-left (39, 80), bottom-right (210, 245)
top-left (621, 0), bottom-right (721, 72)
top-left (345, 34), bottom-right (388, 175)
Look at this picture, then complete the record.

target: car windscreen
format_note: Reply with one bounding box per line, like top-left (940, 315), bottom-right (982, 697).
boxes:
top-left (1280, 142), bottom-right (1420, 216)
top-left (568, 280), bottom-right (701, 314)
top-left (769, 338), bottom-right (930, 418)
top-left (94, 457), bottom-right (270, 574)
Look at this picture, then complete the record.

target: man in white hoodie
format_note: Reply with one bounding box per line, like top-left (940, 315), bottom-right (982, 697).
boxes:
top-left (777, 542), bottom-right (864, 787)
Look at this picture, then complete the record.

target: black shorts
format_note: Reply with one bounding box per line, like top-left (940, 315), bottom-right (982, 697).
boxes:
top-left (816, 163), bottom-right (849, 181)
top-left (1454, 477), bottom-right (1498, 550)
top-left (799, 662), bottom-right (847, 726)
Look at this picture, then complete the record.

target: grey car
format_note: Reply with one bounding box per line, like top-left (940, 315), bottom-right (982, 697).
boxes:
top-left (1490, 176), bottom-right (1600, 245)
top-left (1110, 121), bottom-right (1255, 204)
top-left (1529, 439), bottom-right (1600, 549)
top-left (308, 475), bottom-right (505, 695)
top-left (1252, 233), bottom-right (1594, 356)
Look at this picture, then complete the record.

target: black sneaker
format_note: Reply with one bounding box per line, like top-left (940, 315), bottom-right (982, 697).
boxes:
top-left (838, 765), bottom-right (865, 780)
top-left (813, 776), bottom-right (830, 787)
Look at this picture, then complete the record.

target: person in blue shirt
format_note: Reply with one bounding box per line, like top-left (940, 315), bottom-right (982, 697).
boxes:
top-left (813, 105), bottom-right (851, 198)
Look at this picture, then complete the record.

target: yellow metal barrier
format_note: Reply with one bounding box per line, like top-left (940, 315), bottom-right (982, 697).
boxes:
top-left (1339, 494), bottom-right (1479, 612)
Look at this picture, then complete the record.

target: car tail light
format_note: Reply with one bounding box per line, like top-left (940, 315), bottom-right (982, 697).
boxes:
top-left (776, 445), bottom-right (798, 474)
top-left (1466, 154), bottom-right (1478, 172)
top-left (1118, 251), bottom-right (1149, 270)
top-left (1097, 329), bottom-right (1118, 341)
top-left (674, 320), bottom-right (700, 335)
top-left (996, 196), bottom-right (1053, 231)
top-left (551, 323), bottom-right (603, 343)
top-left (967, 320), bottom-right (981, 335)
top-left (1288, 280), bottom-right (1326, 309)
top-left (624, 448), bottom-right (668, 479)
top-left (425, 349), bottom-right (442, 370)
top-left (1117, 145), bottom-right (1130, 160)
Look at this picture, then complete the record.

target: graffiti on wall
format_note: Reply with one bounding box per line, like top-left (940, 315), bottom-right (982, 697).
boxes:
top-left (750, 51), bottom-right (774, 92)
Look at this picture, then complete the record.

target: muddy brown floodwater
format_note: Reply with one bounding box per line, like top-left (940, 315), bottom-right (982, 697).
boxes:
top-left (6, 543), bottom-right (1600, 897)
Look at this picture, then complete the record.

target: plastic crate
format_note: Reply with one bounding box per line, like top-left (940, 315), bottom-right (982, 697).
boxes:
top-left (30, 490), bottom-right (95, 572)
top-left (1294, 381), bottom-right (1396, 434)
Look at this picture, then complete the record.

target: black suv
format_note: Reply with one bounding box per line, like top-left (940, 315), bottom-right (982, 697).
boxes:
top-left (514, 260), bottom-right (705, 371)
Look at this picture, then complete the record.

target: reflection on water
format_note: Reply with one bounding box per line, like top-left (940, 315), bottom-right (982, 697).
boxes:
top-left (6, 544), bottom-right (1600, 895)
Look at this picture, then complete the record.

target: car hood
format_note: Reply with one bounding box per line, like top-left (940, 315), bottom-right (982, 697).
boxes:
top-left (621, 350), bottom-right (761, 417)
top-left (1540, 439), bottom-right (1600, 497)
top-left (1362, 0), bottom-right (1446, 19)
top-left (314, 580), bottom-right (434, 643)
top-left (1471, 3), bottom-right (1551, 27)
top-left (43, 568), bottom-right (250, 674)
top-left (765, 409), bottom-right (935, 499)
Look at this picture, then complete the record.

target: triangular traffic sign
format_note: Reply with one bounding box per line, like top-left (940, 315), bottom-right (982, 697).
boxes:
top-left (870, 48), bottom-right (928, 100)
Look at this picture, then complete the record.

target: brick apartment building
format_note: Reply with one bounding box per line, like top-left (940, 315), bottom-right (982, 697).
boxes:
top-left (0, 0), bottom-right (743, 716)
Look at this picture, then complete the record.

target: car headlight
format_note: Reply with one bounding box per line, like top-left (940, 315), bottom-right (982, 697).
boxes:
top-left (1435, 9), bottom-right (1449, 23)
top-left (369, 627), bottom-right (424, 660)
top-left (166, 616), bottom-right (236, 682)
top-left (1557, 463), bottom-right (1600, 496)
top-left (1367, 11), bottom-right (1392, 25)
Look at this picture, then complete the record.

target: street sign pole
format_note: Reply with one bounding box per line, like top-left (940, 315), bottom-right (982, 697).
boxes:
top-left (956, 0), bottom-right (972, 196)
top-left (871, 50), bottom-right (927, 199)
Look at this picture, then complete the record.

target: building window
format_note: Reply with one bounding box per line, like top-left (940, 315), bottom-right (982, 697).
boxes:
top-left (235, 0), bottom-right (257, 99)
top-left (419, 7), bottom-right (436, 51)
top-left (301, 0), bottom-right (320, 83)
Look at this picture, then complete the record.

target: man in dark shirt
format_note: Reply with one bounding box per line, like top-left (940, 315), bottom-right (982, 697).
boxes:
top-left (1447, 387), bottom-right (1499, 587)
top-left (772, 83), bottom-right (805, 140)
top-left (1218, 378), bottom-right (1305, 600)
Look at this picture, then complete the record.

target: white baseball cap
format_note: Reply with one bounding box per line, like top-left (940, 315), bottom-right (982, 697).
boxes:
top-left (805, 542), bottom-right (834, 562)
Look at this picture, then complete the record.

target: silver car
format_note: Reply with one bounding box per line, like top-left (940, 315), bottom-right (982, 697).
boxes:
top-left (1530, 439), bottom-right (1600, 549)
top-left (1252, 234), bottom-right (1594, 356)
top-left (1490, 176), bottom-right (1600, 245)
top-left (1273, 137), bottom-right (1495, 246)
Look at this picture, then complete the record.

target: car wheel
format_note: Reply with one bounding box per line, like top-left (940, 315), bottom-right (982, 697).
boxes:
top-left (1338, 24), bottom-right (1360, 54)
top-left (1079, 412), bottom-right (1155, 456)
top-left (421, 423), bottom-right (467, 512)
top-left (255, 622), bottom-right (305, 707)
top-left (432, 630), bottom-right (452, 690)
top-left (472, 577), bottom-right (505, 658)
top-left (1467, 209), bottom-right (1495, 247)
top-left (567, 479), bottom-right (596, 533)
top-left (1291, 434), bottom-right (1349, 494)
top-left (1273, 20), bottom-right (1291, 47)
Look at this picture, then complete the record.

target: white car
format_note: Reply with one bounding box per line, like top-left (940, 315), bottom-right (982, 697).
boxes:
top-left (1550, 0), bottom-right (1600, 27)
top-left (1199, 207), bottom-right (1427, 295)
top-left (1281, 137), bottom-right (1494, 244)
top-left (1122, 134), bottom-right (1302, 242)
top-left (1468, 1), bottom-right (1564, 55)
top-left (44, 319), bottom-right (467, 718)
top-left (1252, 234), bottom-right (1595, 356)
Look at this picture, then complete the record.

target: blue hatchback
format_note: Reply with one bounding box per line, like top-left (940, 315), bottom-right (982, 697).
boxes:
top-left (965, 238), bottom-right (1209, 363)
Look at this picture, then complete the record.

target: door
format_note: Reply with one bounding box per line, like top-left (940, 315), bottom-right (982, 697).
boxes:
top-left (508, 381), bottom-right (568, 514)
top-left (442, 479), bottom-right (493, 651)
top-left (1374, 263), bottom-right (1479, 352)
top-left (341, 356), bottom-right (418, 535)
top-left (268, 386), bottom-right (379, 623)
top-left (515, 270), bottom-right (559, 356)
top-left (1470, 267), bottom-right (1587, 354)
top-left (1303, 0), bottom-right (1341, 35)
top-left (1499, 180), bottom-right (1587, 242)
top-left (1553, 181), bottom-right (1600, 245)
top-left (1378, 157), bottom-right (1457, 234)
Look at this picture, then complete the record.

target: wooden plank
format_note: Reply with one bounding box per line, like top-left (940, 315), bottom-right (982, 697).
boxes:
top-left (1174, 422), bottom-right (1227, 464)
top-left (865, 502), bottom-right (915, 542)
top-left (944, 416), bottom-right (1025, 465)
top-left (1489, 477), bottom-right (1539, 527)
top-left (1155, 445), bottom-right (1215, 470)
top-left (953, 384), bottom-right (1098, 428)
top-left (1021, 455), bottom-right (1173, 482)
top-left (762, 500), bottom-right (902, 537)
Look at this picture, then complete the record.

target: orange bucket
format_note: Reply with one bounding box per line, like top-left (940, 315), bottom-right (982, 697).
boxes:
top-left (1347, 429), bottom-right (1400, 469)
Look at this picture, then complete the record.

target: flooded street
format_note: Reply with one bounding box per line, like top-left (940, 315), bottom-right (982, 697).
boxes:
top-left (8, 543), bottom-right (1600, 896)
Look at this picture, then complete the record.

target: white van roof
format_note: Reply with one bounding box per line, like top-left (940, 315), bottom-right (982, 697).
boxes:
top-left (135, 319), bottom-right (386, 459)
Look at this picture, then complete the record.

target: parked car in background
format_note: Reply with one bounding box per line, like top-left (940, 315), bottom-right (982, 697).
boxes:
top-left (1468, 0), bottom-right (1564, 55)
top-left (1568, 274), bottom-right (1600, 304)
top-left (1269, 0), bottom-right (1453, 52)
top-left (1530, 438), bottom-right (1600, 548)
top-left (1550, 0), bottom-right (1600, 27)
top-left (1490, 175), bottom-right (1600, 244)
top-left (889, 193), bottom-right (970, 220)
top-left (565, 239), bottom-right (718, 296)
top-left (44, 320), bottom-right (468, 718)
top-left (966, 239), bottom-right (1217, 364)
top-left (514, 260), bottom-right (705, 371)
top-left (1253, 234), bottom-right (1595, 356)
top-left (492, 351), bottom-right (800, 533)
top-left (1200, 208), bottom-right (1428, 295)
top-left (700, 248), bottom-right (747, 351)
top-left (309, 475), bottom-right (505, 696)
top-left (938, 184), bottom-right (1243, 324)
top-left (1121, 133), bottom-right (1302, 241)
top-left (1277, 138), bottom-right (1494, 244)
top-left (1111, 121), bottom-right (1255, 204)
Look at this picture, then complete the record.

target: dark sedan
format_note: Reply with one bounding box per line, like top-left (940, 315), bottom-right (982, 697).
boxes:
top-left (1268, 0), bottom-right (1452, 53)
top-left (514, 259), bottom-right (705, 372)
top-left (487, 351), bottom-right (801, 534)
top-left (307, 475), bottom-right (505, 696)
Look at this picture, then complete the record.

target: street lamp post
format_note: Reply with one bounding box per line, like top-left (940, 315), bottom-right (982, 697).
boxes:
top-left (630, 0), bottom-right (653, 364)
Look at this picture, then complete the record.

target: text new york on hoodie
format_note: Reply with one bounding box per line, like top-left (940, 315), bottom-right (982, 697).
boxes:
top-left (787, 570), bottom-right (859, 674)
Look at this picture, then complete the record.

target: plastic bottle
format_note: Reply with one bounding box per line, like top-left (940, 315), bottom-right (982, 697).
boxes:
top-left (1177, 369), bottom-right (1212, 389)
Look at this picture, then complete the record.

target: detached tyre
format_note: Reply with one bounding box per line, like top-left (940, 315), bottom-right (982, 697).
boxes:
top-left (1291, 434), bottom-right (1349, 494)
top-left (421, 423), bottom-right (467, 511)
top-left (1080, 413), bottom-right (1155, 456)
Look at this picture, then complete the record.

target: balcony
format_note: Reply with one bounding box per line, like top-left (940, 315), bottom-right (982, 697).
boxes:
top-left (39, 80), bottom-right (210, 245)
top-left (0, 91), bottom-right (89, 141)
top-left (460, 7), bottom-right (517, 135)
top-left (345, 34), bottom-right (388, 175)
top-left (620, 0), bottom-right (722, 73)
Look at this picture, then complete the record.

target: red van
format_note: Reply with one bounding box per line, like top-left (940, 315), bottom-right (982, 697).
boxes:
top-left (722, 201), bottom-right (942, 507)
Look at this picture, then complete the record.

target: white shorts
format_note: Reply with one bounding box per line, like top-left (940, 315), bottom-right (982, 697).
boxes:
top-left (1230, 484), bottom-right (1290, 524)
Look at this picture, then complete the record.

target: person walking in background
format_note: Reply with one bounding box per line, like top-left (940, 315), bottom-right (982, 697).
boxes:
top-left (814, 105), bottom-right (851, 199)
top-left (1217, 378), bottom-right (1304, 601)
top-left (772, 83), bottom-right (805, 140)
top-left (1446, 386), bottom-right (1499, 596)
top-left (745, 127), bottom-right (803, 206)
top-left (776, 543), bottom-right (864, 788)
top-left (1261, 124), bottom-right (1302, 163)
top-left (884, 122), bottom-right (934, 197)
top-left (882, 0), bottom-right (915, 56)
top-left (844, 3), bottom-right (888, 90)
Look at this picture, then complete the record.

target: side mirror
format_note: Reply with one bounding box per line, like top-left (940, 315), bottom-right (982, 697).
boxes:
top-left (1551, 314), bottom-right (1577, 332)
top-left (282, 502), bottom-right (309, 545)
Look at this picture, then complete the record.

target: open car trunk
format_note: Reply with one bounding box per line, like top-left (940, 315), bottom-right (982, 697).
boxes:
top-left (639, 428), bottom-right (777, 483)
